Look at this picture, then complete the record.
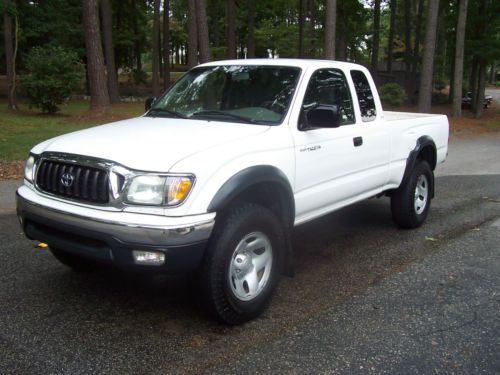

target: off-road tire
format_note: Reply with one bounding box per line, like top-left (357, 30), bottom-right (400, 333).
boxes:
top-left (391, 160), bottom-right (433, 229)
top-left (198, 203), bottom-right (285, 325)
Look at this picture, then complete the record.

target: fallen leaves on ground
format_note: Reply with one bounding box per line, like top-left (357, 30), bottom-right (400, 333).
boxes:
top-left (0, 160), bottom-right (24, 181)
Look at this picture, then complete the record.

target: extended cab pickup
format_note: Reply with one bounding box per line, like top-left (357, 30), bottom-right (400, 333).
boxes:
top-left (17, 59), bottom-right (449, 324)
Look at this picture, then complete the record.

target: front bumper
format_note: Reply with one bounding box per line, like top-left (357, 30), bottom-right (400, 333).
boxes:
top-left (16, 185), bottom-right (215, 273)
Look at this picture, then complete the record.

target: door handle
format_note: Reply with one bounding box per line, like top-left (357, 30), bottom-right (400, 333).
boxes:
top-left (353, 136), bottom-right (363, 147)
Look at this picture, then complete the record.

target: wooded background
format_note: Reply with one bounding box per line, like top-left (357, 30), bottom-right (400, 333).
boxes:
top-left (1, 0), bottom-right (499, 118)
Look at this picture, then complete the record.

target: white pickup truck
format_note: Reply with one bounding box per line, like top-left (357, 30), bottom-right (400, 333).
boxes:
top-left (17, 59), bottom-right (449, 324)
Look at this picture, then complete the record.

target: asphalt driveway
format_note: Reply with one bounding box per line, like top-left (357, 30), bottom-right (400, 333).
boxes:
top-left (0, 133), bottom-right (499, 374)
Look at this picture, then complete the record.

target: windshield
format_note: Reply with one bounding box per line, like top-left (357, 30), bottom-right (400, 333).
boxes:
top-left (147, 65), bottom-right (301, 125)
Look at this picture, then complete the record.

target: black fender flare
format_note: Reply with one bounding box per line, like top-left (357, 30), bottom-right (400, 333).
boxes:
top-left (207, 165), bottom-right (295, 223)
top-left (207, 165), bottom-right (296, 276)
top-left (401, 135), bottom-right (436, 197)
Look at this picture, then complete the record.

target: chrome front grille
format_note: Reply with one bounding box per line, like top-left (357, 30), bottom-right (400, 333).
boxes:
top-left (36, 160), bottom-right (110, 204)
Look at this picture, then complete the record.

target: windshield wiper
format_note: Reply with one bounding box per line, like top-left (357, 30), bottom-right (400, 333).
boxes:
top-left (191, 110), bottom-right (259, 124)
top-left (147, 107), bottom-right (188, 119)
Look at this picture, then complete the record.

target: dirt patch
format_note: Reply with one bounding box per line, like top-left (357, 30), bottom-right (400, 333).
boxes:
top-left (0, 160), bottom-right (24, 180)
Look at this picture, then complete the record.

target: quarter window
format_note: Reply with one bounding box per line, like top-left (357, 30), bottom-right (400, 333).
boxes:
top-left (350, 70), bottom-right (377, 122)
top-left (302, 69), bottom-right (355, 126)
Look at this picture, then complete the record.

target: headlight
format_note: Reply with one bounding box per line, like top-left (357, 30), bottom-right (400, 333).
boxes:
top-left (125, 175), bottom-right (194, 206)
top-left (24, 155), bottom-right (36, 182)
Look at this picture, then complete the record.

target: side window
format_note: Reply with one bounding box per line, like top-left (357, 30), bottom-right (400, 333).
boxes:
top-left (350, 70), bottom-right (377, 122)
top-left (302, 69), bottom-right (355, 126)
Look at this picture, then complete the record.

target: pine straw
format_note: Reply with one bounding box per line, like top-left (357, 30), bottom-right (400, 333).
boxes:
top-left (0, 160), bottom-right (24, 181)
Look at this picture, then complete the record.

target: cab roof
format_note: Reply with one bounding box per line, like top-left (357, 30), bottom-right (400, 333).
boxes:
top-left (198, 58), bottom-right (368, 73)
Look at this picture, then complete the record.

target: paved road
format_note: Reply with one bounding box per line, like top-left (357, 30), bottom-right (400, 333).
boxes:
top-left (486, 87), bottom-right (500, 102)
top-left (0, 134), bottom-right (499, 374)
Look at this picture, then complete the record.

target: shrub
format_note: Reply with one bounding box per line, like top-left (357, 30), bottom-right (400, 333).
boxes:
top-left (131, 69), bottom-right (148, 85)
top-left (432, 92), bottom-right (449, 105)
top-left (379, 83), bottom-right (407, 106)
top-left (20, 46), bottom-right (84, 113)
top-left (434, 77), bottom-right (447, 91)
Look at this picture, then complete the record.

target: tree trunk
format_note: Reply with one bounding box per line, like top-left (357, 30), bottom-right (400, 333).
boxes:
top-left (474, 59), bottom-right (486, 118)
top-left (152, 0), bottom-right (161, 96)
top-left (187, 0), bottom-right (198, 68)
top-left (417, 0), bottom-right (440, 113)
top-left (470, 58), bottom-right (479, 113)
top-left (3, 0), bottom-right (17, 110)
top-left (387, 0), bottom-right (397, 73)
top-left (449, 51), bottom-right (455, 103)
top-left (115, 0), bottom-right (123, 70)
top-left (404, 0), bottom-right (412, 94)
top-left (195, 0), bottom-right (210, 63)
top-left (490, 61), bottom-right (496, 84)
top-left (472, 0), bottom-right (488, 118)
top-left (159, 35), bottom-right (163, 79)
top-left (411, 0), bottom-right (424, 95)
top-left (307, 0), bottom-right (316, 57)
top-left (163, 0), bottom-right (171, 89)
top-left (82, 0), bottom-right (110, 112)
top-left (247, 0), bottom-right (255, 58)
top-left (100, 0), bottom-right (120, 103)
top-left (371, 0), bottom-right (381, 78)
top-left (324, 0), bottom-right (336, 60)
top-left (337, 31), bottom-right (347, 61)
top-left (452, 0), bottom-right (468, 117)
top-left (298, 0), bottom-right (306, 58)
top-left (226, 0), bottom-right (236, 59)
top-left (131, 0), bottom-right (142, 71)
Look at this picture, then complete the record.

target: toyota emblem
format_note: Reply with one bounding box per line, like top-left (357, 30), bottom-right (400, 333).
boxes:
top-left (61, 172), bottom-right (74, 187)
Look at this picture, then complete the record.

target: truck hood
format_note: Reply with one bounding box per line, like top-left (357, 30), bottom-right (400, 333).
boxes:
top-left (32, 116), bottom-right (270, 172)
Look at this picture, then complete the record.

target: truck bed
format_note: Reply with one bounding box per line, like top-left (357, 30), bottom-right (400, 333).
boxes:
top-left (383, 111), bottom-right (443, 121)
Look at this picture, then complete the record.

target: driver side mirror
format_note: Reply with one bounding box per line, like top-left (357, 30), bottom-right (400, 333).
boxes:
top-left (145, 96), bottom-right (157, 112)
top-left (300, 104), bottom-right (341, 130)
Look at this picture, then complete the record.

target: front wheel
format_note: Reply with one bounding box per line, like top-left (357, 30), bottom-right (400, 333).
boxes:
top-left (391, 160), bottom-right (433, 229)
top-left (198, 203), bottom-right (285, 325)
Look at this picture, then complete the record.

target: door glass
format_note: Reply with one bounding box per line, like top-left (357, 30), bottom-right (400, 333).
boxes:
top-left (350, 70), bottom-right (377, 122)
top-left (302, 69), bottom-right (355, 126)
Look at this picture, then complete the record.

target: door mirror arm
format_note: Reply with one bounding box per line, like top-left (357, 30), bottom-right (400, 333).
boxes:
top-left (145, 96), bottom-right (157, 112)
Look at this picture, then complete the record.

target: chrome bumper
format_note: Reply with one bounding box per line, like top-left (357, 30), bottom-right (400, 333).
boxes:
top-left (16, 188), bottom-right (215, 247)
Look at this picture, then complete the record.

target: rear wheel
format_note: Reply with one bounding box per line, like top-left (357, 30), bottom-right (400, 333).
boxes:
top-left (50, 247), bottom-right (100, 272)
top-left (391, 160), bottom-right (433, 229)
top-left (199, 203), bottom-right (284, 325)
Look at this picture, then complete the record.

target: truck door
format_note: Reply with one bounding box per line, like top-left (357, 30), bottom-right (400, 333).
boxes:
top-left (292, 67), bottom-right (391, 223)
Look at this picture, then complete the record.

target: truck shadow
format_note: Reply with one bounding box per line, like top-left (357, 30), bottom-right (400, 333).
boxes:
top-left (39, 197), bottom-right (399, 321)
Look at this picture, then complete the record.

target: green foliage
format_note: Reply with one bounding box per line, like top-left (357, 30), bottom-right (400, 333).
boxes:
top-left (255, 20), bottom-right (298, 58)
top-left (16, 0), bottom-right (84, 64)
top-left (131, 69), bottom-right (148, 85)
top-left (211, 46), bottom-right (227, 60)
top-left (432, 92), bottom-right (449, 105)
top-left (434, 77), bottom-right (447, 91)
top-left (20, 46), bottom-right (84, 114)
top-left (379, 83), bottom-right (407, 106)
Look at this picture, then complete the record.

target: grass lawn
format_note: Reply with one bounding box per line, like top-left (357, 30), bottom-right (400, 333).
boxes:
top-left (0, 100), bottom-right (144, 161)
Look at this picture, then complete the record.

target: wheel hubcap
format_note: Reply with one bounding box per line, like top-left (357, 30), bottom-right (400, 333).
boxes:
top-left (228, 232), bottom-right (273, 301)
top-left (414, 174), bottom-right (429, 215)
